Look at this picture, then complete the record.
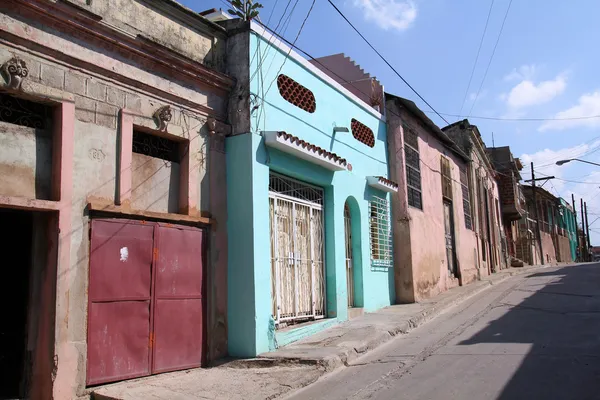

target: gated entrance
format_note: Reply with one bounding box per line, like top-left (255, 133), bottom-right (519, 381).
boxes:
top-left (87, 219), bottom-right (205, 385)
top-left (269, 174), bottom-right (325, 324)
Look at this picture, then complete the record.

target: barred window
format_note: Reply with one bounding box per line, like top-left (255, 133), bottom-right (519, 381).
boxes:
top-left (132, 130), bottom-right (181, 163)
top-left (441, 156), bottom-right (452, 200)
top-left (460, 165), bottom-right (473, 230)
top-left (370, 196), bottom-right (393, 267)
top-left (404, 126), bottom-right (422, 209)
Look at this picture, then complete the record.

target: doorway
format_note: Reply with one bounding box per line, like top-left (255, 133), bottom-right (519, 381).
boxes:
top-left (0, 209), bottom-right (34, 399)
top-left (344, 204), bottom-right (354, 307)
top-left (443, 201), bottom-right (457, 277)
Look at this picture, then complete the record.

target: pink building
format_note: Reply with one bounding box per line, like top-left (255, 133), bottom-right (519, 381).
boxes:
top-left (386, 96), bottom-right (480, 302)
top-left (0, 1), bottom-right (232, 398)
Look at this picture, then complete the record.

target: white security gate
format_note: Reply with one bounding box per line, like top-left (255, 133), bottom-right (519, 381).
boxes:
top-left (344, 204), bottom-right (354, 307)
top-left (269, 174), bottom-right (325, 324)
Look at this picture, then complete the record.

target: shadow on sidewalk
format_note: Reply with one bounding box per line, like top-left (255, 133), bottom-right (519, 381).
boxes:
top-left (458, 263), bottom-right (600, 400)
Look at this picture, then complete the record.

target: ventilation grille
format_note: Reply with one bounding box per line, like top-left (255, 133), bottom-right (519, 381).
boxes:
top-left (277, 74), bottom-right (316, 113)
top-left (351, 118), bottom-right (375, 148)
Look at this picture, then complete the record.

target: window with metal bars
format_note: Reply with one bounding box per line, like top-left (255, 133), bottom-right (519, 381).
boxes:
top-left (460, 165), bottom-right (473, 230)
top-left (132, 130), bottom-right (181, 163)
top-left (403, 126), bottom-right (422, 210)
top-left (369, 195), bottom-right (393, 267)
top-left (0, 92), bottom-right (53, 129)
top-left (440, 156), bottom-right (452, 200)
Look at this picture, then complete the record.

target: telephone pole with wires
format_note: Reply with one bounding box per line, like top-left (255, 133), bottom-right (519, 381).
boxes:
top-left (524, 162), bottom-right (555, 265)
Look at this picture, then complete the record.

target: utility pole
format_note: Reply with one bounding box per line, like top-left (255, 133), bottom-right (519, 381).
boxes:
top-left (572, 194), bottom-right (580, 260)
top-left (531, 162), bottom-right (544, 265)
top-left (585, 201), bottom-right (592, 260)
top-left (580, 199), bottom-right (587, 260)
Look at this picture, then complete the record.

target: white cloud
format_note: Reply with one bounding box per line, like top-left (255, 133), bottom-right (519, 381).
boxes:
top-left (506, 74), bottom-right (567, 109)
top-left (539, 91), bottom-right (600, 132)
top-left (504, 64), bottom-right (538, 82)
top-left (520, 140), bottom-right (600, 192)
top-left (353, 0), bottom-right (416, 31)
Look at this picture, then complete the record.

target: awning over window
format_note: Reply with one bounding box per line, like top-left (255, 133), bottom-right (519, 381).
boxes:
top-left (366, 176), bottom-right (398, 193)
top-left (264, 131), bottom-right (348, 171)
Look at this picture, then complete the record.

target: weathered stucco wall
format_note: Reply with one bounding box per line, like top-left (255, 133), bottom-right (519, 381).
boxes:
top-left (541, 232), bottom-right (557, 264)
top-left (0, 122), bottom-right (53, 200)
top-left (0, 0), bottom-right (232, 397)
top-left (387, 102), bottom-right (478, 303)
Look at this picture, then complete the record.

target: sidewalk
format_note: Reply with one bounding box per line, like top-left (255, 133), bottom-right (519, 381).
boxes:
top-left (92, 264), bottom-right (549, 400)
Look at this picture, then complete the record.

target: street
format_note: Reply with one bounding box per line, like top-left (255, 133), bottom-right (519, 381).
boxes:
top-left (285, 263), bottom-right (600, 400)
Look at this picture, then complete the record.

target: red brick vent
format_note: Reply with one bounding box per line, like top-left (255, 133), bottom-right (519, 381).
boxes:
top-left (277, 74), bottom-right (316, 113)
top-left (351, 118), bottom-right (375, 148)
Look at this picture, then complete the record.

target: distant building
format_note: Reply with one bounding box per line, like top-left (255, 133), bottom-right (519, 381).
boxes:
top-left (443, 120), bottom-right (505, 274)
top-left (487, 146), bottom-right (525, 265)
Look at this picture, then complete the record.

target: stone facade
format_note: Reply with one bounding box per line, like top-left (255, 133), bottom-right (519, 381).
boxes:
top-left (0, 0), bottom-right (232, 398)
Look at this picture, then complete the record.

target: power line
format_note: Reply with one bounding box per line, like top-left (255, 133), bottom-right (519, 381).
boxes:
top-left (468, 0), bottom-right (513, 116)
top-left (458, 0), bottom-right (495, 118)
top-left (325, 0), bottom-right (450, 125)
top-left (425, 111), bottom-right (600, 122)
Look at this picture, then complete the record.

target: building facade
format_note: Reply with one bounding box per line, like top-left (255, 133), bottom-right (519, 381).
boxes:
top-left (224, 21), bottom-right (395, 357)
top-left (386, 96), bottom-right (479, 303)
top-left (487, 146), bottom-right (525, 265)
top-left (443, 120), bottom-right (505, 275)
top-left (0, 0), bottom-right (233, 397)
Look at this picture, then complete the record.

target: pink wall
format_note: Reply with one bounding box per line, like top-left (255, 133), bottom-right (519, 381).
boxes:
top-left (387, 101), bottom-right (478, 302)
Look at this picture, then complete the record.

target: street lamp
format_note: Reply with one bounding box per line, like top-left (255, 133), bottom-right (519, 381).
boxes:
top-left (556, 158), bottom-right (600, 167)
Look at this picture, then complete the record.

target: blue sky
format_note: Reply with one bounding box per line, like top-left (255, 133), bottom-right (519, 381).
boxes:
top-left (183, 0), bottom-right (600, 243)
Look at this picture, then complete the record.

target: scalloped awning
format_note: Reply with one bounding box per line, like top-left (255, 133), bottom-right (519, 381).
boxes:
top-left (264, 131), bottom-right (348, 171)
top-left (367, 176), bottom-right (398, 193)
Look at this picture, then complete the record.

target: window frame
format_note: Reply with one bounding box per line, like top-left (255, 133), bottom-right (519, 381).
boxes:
top-left (459, 164), bottom-right (473, 230)
top-left (369, 195), bottom-right (393, 267)
top-left (403, 125), bottom-right (422, 210)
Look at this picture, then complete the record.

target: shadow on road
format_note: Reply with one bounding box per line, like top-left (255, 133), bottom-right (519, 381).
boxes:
top-left (458, 263), bottom-right (600, 400)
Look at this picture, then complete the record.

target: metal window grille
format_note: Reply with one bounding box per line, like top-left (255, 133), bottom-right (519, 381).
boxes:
top-left (460, 165), bottom-right (473, 230)
top-left (404, 126), bottom-right (422, 210)
top-left (132, 130), bottom-right (181, 163)
top-left (0, 92), bottom-right (53, 130)
top-left (351, 118), bottom-right (375, 148)
top-left (369, 196), bottom-right (393, 267)
top-left (269, 173), bottom-right (324, 205)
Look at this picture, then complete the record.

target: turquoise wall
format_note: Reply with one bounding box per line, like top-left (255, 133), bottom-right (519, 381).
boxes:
top-left (226, 30), bottom-right (395, 356)
top-left (559, 198), bottom-right (577, 260)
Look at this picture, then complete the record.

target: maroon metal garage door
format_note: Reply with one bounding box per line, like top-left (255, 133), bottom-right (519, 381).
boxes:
top-left (87, 219), bottom-right (205, 386)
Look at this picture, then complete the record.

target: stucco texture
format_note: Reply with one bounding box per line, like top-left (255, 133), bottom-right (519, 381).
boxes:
top-left (226, 29), bottom-right (394, 357)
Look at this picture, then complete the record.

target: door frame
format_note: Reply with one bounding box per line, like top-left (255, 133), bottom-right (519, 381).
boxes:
top-left (443, 200), bottom-right (458, 278)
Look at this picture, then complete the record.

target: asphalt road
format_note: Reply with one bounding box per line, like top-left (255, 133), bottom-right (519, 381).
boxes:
top-left (285, 263), bottom-right (600, 400)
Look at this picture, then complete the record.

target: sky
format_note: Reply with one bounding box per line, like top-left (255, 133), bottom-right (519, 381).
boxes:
top-left (183, 0), bottom-right (600, 244)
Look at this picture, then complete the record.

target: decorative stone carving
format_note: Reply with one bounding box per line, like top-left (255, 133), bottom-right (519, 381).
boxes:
top-left (153, 105), bottom-right (172, 130)
top-left (207, 116), bottom-right (231, 136)
top-left (2, 57), bottom-right (29, 90)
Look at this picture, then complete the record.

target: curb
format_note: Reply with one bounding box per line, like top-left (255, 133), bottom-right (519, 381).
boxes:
top-left (259, 265), bottom-right (550, 374)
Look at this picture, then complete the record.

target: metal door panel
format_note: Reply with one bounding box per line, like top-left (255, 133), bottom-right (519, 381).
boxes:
top-left (87, 301), bottom-right (151, 385)
top-left (89, 220), bottom-right (154, 301)
top-left (154, 226), bottom-right (203, 297)
top-left (152, 225), bottom-right (204, 373)
top-left (153, 298), bottom-right (203, 373)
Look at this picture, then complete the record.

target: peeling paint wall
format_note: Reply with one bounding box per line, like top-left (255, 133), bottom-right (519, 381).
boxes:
top-left (386, 102), bottom-right (478, 303)
top-left (0, 0), bottom-right (232, 397)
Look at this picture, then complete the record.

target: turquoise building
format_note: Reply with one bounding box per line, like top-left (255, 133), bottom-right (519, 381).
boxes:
top-left (224, 21), bottom-right (396, 357)
top-left (558, 198), bottom-right (577, 261)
